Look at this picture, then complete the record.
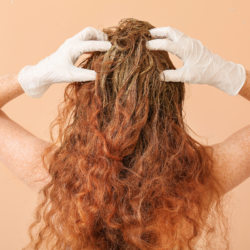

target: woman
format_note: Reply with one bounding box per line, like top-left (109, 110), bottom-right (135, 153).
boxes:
top-left (0, 18), bottom-right (249, 250)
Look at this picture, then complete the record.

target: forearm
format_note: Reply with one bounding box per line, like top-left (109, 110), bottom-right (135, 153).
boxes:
top-left (0, 73), bottom-right (52, 192)
top-left (238, 69), bottom-right (250, 101)
top-left (0, 73), bottom-right (24, 109)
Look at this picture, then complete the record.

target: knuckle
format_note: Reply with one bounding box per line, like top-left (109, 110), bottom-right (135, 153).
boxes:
top-left (63, 38), bottom-right (73, 46)
top-left (84, 26), bottom-right (91, 31)
top-left (84, 26), bottom-right (94, 33)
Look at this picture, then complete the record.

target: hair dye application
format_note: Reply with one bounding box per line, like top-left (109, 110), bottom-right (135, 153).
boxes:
top-left (23, 18), bottom-right (228, 250)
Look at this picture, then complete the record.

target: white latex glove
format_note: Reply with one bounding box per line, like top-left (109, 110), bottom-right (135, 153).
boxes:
top-left (146, 27), bottom-right (246, 96)
top-left (18, 27), bottom-right (112, 98)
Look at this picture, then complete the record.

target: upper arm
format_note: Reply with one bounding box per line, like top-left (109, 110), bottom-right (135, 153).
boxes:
top-left (211, 124), bottom-right (250, 197)
top-left (0, 109), bottom-right (52, 193)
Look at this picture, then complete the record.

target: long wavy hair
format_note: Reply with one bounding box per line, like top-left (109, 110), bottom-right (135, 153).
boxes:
top-left (23, 18), bottom-right (229, 250)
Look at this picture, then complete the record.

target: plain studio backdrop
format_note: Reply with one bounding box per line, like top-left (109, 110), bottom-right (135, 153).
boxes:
top-left (0, 0), bottom-right (250, 249)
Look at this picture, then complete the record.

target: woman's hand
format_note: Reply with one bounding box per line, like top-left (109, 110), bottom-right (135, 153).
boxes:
top-left (18, 27), bottom-right (112, 98)
top-left (146, 26), bottom-right (246, 96)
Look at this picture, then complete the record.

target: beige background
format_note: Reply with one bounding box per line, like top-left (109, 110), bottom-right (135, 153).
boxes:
top-left (0, 0), bottom-right (250, 249)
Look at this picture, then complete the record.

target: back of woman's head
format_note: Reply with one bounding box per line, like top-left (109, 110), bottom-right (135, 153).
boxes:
top-left (24, 18), bottom-right (228, 250)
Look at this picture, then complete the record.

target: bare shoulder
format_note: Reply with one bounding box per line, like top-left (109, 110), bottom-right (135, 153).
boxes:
top-left (210, 124), bottom-right (250, 196)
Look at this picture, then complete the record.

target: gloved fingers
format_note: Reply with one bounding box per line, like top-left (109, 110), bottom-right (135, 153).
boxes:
top-left (70, 41), bottom-right (112, 63)
top-left (66, 66), bottom-right (97, 83)
top-left (72, 27), bottom-right (108, 42)
top-left (149, 27), bottom-right (185, 42)
top-left (146, 39), bottom-right (184, 60)
top-left (160, 68), bottom-right (187, 83)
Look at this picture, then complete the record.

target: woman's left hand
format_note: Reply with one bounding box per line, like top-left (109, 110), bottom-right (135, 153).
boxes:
top-left (18, 27), bottom-right (112, 98)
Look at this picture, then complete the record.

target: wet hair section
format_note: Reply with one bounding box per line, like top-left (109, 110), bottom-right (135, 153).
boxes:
top-left (79, 18), bottom-right (185, 126)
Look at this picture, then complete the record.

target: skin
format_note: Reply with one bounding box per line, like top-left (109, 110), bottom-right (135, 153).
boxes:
top-left (0, 70), bottom-right (250, 197)
top-left (211, 69), bottom-right (250, 197)
top-left (0, 73), bottom-right (52, 193)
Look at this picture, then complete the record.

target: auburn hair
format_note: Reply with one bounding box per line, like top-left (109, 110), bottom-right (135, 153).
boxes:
top-left (23, 18), bottom-right (229, 250)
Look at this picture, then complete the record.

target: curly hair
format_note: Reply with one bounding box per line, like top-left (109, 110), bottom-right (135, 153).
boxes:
top-left (23, 18), bottom-right (229, 250)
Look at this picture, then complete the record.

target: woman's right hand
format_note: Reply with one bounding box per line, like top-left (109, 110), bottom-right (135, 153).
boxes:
top-left (146, 26), bottom-right (246, 96)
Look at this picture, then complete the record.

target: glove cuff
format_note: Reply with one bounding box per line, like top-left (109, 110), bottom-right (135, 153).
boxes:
top-left (18, 65), bottom-right (52, 98)
top-left (213, 63), bottom-right (246, 96)
top-left (231, 64), bottom-right (247, 96)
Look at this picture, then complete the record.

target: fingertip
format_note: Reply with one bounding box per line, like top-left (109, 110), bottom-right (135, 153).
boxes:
top-left (102, 33), bottom-right (109, 41)
top-left (145, 41), bottom-right (152, 50)
top-left (149, 28), bottom-right (160, 38)
top-left (106, 41), bottom-right (112, 50)
top-left (149, 27), bottom-right (177, 41)
top-left (160, 70), bottom-right (176, 82)
top-left (146, 40), bottom-right (161, 50)
top-left (95, 41), bottom-right (112, 51)
top-left (160, 72), bottom-right (165, 81)
top-left (97, 30), bottom-right (109, 41)
top-left (75, 27), bottom-right (109, 42)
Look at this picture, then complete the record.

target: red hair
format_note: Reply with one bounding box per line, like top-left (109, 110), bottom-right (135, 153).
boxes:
top-left (23, 18), bottom-right (229, 250)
